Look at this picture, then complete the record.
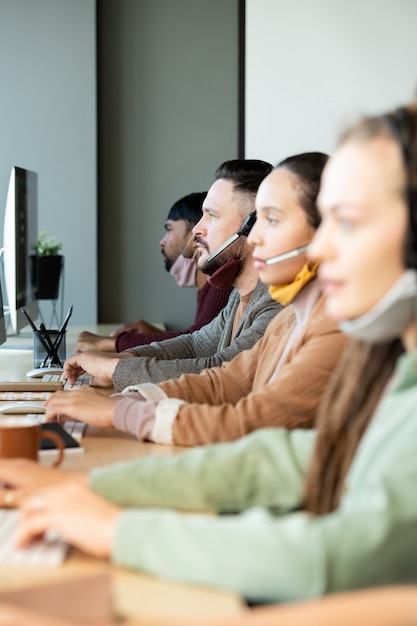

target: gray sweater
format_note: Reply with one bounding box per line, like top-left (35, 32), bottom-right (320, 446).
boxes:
top-left (112, 281), bottom-right (282, 391)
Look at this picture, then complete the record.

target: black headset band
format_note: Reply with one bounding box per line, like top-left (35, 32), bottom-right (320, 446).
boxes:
top-left (382, 108), bottom-right (417, 269)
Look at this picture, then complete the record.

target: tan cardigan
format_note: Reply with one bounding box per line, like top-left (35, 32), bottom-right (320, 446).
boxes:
top-left (152, 287), bottom-right (348, 446)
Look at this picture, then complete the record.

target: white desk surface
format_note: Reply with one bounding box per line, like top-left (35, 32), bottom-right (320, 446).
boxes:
top-left (0, 324), bottom-right (246, 624)
top-left (0, 323), bottom-right (121, 352)
top-left (0, 324), bottom-right (123, 382)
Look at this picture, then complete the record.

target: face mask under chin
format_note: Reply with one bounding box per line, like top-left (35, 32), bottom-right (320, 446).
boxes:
top-left (207, 257), bottom-right (241, 289)
top-left (169, 254), bottom-right (198, 288)
top-left (339, 270), bottom-right (417, 343)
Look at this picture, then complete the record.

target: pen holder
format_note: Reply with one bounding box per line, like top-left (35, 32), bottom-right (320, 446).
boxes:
top-left (33, 329), bottom-right (66, 369)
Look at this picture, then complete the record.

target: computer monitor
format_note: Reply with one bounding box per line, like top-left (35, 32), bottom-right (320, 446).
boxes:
top-left (2, 166), bottom-right (39, 334)
top-left (0, 278), bottom-right (6, 346)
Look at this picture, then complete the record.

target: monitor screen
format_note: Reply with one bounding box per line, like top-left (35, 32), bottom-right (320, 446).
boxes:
top-left (0, 278), bottom-right (6, 346)
top-left (2, 166), bottom-right (39, 334)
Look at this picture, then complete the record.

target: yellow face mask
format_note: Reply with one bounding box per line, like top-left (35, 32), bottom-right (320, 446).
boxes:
top-left (268, 261), bottom-right (319, 305)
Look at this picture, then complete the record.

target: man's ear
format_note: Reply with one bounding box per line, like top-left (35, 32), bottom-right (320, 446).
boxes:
top-left (183, 231), bottom-right (198, 258)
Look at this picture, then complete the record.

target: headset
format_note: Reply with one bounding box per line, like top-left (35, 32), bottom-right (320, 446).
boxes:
top-left (383, 108), bottom-right (417, 269)
top-left (205, 211), bottom-right (257, 264)
top-left (264, 244), bottom-right (310, 266)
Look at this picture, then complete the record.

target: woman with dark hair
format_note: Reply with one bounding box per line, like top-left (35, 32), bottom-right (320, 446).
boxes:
top-left (2, 99), bottom-right (417, 623)
top-left (9, 121), bottom-right (417, 601)
top-left (42, 151), bottom-right (345, 447)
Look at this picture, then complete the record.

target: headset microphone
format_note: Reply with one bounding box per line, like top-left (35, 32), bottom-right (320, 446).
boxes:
top-left (265, 244), bottom-right (309, 266)
top-left (206, 211), bottom-right (257, 264)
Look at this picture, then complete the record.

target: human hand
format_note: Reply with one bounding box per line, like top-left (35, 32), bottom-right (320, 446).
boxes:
top-left (44, 388), bottom-right (120, 429)
top-left (113, 319), bottom-right (163, 337)
top-left (18, 482), bottom-right (121, 558)
top-left (63, 351), bottom-right (121, 388)
top-left (75, 331), bottom-right (116, 353)
top-left (0, 459), bottom-right (87, 509)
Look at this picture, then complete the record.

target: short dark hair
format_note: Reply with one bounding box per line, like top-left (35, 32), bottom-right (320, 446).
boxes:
top-left (277, 152), bottom-right (329, 229)
top-left (167, 191), bottom-right (207, 225)
top-left (214, 159), bottom-right (273, 195)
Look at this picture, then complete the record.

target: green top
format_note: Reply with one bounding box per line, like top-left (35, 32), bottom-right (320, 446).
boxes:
top-left (90, 351), bottom-right (417, 604)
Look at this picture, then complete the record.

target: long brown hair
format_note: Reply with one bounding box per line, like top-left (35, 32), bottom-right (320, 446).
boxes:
top-left (303, 339), bottom-right (403, 514)
top-left (303, 101), bottom-right (417, 515)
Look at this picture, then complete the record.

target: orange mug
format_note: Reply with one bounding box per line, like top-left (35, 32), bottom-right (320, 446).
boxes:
top-left (0, 417), bottom-right (64, 467)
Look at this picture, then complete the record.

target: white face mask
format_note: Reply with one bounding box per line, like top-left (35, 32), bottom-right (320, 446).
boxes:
top-left (169, 254), bottom-right (198, 288)
top-left (339, 270), bottom-right (417, 342)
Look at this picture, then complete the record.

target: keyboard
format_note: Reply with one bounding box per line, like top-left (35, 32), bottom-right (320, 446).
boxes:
top-left (41, 373), bottom-right (92, 390)
top-left (0, 509), bottom-right (68, 566)
top-left (28, 414), bottom-right (86, 441)
top-left (40, 373), bottom-right (91, 439)
top-left (61, 419), bottom-right (86, 439)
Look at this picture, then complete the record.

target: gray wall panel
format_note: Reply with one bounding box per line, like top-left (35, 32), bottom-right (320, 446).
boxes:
top-left (0, 0), bottom-right (97, 327)
top-left (98, 0), bottom-right (239, 329)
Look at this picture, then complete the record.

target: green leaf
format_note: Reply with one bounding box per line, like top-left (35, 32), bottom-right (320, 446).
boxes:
top-left (32, 230), bottom-right (63, 257)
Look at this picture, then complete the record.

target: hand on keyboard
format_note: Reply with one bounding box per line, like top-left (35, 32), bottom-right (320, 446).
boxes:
top-left (0, 509), bottom-right (68, 565)
top-left (0, 458), bottom-right (86, 509)
top-left (19, 482), bottom-right (122, 559)
top-left (63, 351), bottom-right (121, 389)
top-left (42, 373), bottom-right (92, 390)
top-left (44, 387), bottom-right (118, 429)
top-left (30, 374), bottom-right (89, 438)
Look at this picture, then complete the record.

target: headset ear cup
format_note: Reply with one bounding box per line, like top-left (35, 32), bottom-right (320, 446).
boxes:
top-left (383, 108), bottom-right (417, 269)
top-left (404, 230), bottom-right (417, 268)
top-left (237, 211), bottom-right (257, 238)
top-left (405, 188), bottom-right (417, 268)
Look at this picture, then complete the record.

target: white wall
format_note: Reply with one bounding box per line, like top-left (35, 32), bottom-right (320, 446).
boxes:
top-left (0, 0), bottom-right (97, 326)
top-left (245, 0), bottom-right (417, 163)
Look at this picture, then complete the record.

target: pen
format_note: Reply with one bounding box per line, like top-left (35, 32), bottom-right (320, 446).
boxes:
top-left (48, 305), bottom-right (73, 366)
top-left (58, 305), bottom-right (73, 335)
top-left (20, 308), bottom-right (53, 365)
top-left (40, 323), bottom-right (54, 353)
top-left (20, 307), bottom-right (38, 333)
top-left (40, 323), bottom-right (63, 368)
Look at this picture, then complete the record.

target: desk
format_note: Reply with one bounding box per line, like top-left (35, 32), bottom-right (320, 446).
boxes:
top-left (0, 326), bottom-right (246, 624)
top-left (0, 324), bottom-right (123, 355)
top-left (0, 323), bottom-right (166, 381)
top-left (1, 323), bottom-right (166, 355)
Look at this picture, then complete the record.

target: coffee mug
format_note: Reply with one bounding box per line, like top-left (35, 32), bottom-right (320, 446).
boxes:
top-left (0, 417), bottom-right (64, 467)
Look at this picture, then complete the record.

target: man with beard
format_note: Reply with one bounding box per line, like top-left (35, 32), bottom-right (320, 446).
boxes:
top-left (61, 159), bottom-right (281, 388)
top-left (75, 191), bottom-right (233, 352)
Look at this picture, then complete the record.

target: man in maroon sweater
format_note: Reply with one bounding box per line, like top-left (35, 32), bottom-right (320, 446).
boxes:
top-left (75, 191), bottom-right (233, 353)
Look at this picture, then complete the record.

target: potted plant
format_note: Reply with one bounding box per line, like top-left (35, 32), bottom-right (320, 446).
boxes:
top-left (30, 230), bottom-right (63, 300)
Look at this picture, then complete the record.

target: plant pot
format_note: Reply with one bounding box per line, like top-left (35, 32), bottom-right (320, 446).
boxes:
top-left (30, 255), bottom-right (63, 300)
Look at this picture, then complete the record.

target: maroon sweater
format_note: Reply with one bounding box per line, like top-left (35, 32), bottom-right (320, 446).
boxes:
top-left (116, 281), bottom-right (233, 352)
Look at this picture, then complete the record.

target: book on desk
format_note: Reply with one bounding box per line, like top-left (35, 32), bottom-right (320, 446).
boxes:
top-left (0, 380), bottom-right (63, 400)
